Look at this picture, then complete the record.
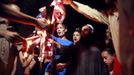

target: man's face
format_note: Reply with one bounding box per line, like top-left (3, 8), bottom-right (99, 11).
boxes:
top-left (56, 24), bottom-right (67, 37)
top-left (81, 25), bottom-right (91, 38)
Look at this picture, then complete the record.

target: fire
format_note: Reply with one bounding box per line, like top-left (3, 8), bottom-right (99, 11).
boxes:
top-left (24, 52), bottom-right (28, 58)
top-left (26, 39), bottom-right (32, 51)
top-left (20, 0), bottom-right (66, 63)
top-left (21, 30), bottom-right (54, 62)
top-left (51, 0), bottom-right (66, 24)
top-left (40, 0), bottom-right (66, 24)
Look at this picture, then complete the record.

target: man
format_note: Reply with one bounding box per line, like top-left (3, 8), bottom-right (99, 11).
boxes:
top-left (63, 0), bottom-right (121, 64)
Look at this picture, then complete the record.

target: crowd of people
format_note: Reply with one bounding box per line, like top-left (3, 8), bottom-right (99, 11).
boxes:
top-left (0, 0), bottom-right (134, 75)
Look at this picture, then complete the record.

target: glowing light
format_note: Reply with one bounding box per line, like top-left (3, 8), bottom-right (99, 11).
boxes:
top-left (24, 52), bottom-right (28, 58)
top-left (47, 19), bottom-right (51, 24)
top-left (26, 40), bottom-right (32, 50)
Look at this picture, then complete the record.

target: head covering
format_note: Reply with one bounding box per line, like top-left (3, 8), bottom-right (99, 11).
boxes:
top-left (86, 24), bottom-right (94, 33)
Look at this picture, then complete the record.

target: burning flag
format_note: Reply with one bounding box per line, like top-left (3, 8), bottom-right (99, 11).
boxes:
top-left (21, 30), bottom-right (53, 62)
top-left (39, 0), bottom-right (66, 24)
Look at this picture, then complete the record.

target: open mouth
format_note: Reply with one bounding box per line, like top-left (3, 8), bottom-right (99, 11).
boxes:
top-left (58, 32), bottom-right (61, 34)
top-left (74, 38), bottom-right (77, 41)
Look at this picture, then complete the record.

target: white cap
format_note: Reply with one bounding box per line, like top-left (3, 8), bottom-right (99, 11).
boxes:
top-left (86, 24), bottom-right (94, 33)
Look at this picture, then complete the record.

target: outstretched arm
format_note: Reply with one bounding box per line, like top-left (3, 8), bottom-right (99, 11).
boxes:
top-left (63, 0), bottom-right (109, 25)
top-left (0, 4), bottom-right (47, 29)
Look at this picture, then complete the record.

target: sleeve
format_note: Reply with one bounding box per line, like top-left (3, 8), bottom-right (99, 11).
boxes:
top-left (73, 1), bottom-right (109, 25)
top-left (52, 35), bottom-right (58, 41)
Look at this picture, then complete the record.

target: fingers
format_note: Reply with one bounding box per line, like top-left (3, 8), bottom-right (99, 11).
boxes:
top-left (56, 63), bottom-right (66, 71)
top-left (36, 19), bottom-right (48, 30)
top-left (14, 34), bottom-right (24, 40)
top-left (8, 31), bottom-right (24, 43)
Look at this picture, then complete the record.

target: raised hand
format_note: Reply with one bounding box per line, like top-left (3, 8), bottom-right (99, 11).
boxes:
top-left (56, 63), bottom-right (66, 71)
top-left (3, 30), bottom-right (22, 42)
top-left (36, 18), bottom-right (52, 30)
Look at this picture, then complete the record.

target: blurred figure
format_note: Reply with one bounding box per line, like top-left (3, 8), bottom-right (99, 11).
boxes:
top-left (118, 0), bottom-right (134, 75)
top-left (0, 1), bottom-right (48, 75)
top-left (101, 48), bottom-right (115, 75)
top-left (101, 47), bottom-right (121, 75)
top-left (105, 28), bottom-right (112, 46)
top-left (0, 16), bottom-right (20, 75)
top-left (74, 24), bottom-right (108, 75)
top-left (63, 0), bottom-right (121, 64)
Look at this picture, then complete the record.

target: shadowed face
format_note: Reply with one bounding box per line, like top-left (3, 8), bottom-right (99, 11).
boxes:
top-left (81, 25), bottom-right (92, 38)
top-left (101, 51), bottom-right (114, 67)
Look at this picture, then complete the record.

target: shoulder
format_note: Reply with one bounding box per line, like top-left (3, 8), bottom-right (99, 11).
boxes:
top-left (89, 46), bottom-right (101, 55)
top-left (90, 46), bottom-right (100, 52)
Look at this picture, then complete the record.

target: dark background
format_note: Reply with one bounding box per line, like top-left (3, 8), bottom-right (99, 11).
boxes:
top-left (13, 0), bottom-right (108, 41)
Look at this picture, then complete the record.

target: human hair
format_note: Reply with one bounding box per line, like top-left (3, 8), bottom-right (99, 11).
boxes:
top-left (74, 27), bottom-right (81, 33)
top-left (57, 23), bottom-right (67, 29)
top-left (102, 47), bottom-right (115, 55)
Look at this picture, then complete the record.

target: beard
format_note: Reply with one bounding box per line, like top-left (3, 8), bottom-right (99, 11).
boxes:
top-left (80, 33), bottom-right (95, 46)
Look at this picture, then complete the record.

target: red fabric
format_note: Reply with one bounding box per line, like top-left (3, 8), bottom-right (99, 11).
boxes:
top-left (113, 55), bottom-right (121, 75)
top-left (41, 0), bottom-right (66, 24)
top-left (51, 0), bottom-right (66, 24)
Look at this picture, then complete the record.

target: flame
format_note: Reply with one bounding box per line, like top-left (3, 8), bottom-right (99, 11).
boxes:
top-left (40, 0), bottom-right (66, 24)
top-left (52, 0), bottom-right (66, 24)
top-left (26, 40), bottom-right (32, 51)
top-left (23, 35), bottom-right (40, 53)
top-left (47, 19), bottom-right (51, 24)
top-left (24, 52), bottom-right (28, 58)
top-left (21, 29), bottom-right (54, 62)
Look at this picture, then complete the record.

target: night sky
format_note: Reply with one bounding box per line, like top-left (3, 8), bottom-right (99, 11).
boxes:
top-left (14, 0), bottom-right (107, 41)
